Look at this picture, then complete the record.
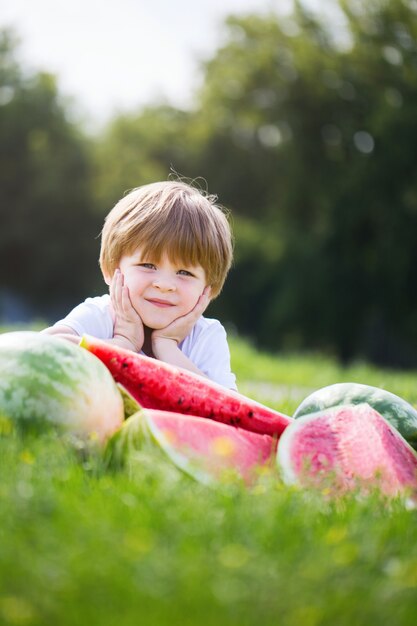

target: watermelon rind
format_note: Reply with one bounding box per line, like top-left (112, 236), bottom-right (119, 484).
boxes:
top-left (104, 410), bottom-right (148, 468)
top-left (0, 331), bottom-right (124, 443)
top-left (293, 382), bottom-right (417, 449)
top-left (104, 411), bottom-right (212, 483)
top-left (116, 383), bottom-right (141, 418)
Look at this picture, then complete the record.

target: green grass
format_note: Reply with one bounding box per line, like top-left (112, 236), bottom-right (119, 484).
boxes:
top-left (229, 334), bottom-right (417, 415)
top-left (1, 333), bottom-right (417, 626)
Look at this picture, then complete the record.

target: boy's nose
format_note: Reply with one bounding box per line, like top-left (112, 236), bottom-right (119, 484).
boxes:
top-left (152, 277), bottom-right (176, 291)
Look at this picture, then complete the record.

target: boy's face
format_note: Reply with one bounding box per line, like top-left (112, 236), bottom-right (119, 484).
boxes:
top-left (114, 248), bottom-right (207, 329)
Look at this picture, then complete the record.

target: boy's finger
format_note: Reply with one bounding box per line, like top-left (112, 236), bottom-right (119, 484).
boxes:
top-left (111, 270), bottom-right (124, 306)
top-left (121, 285), bottom-right (134, 314)
top-left (196, 290), bottom-right (210, 313)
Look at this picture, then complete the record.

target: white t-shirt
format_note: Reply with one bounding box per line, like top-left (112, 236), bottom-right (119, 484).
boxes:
top-left (55, 295), bottom-right (237, 389)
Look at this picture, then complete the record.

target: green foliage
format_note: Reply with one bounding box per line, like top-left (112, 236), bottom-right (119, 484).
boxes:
top-left (2, 342), bottom-right (417, 625)
top-left (194, 0), bottom-right (417, 366)
top-left (0, 29), bottom-right (101, 319)
top-left (229, 333), bottom-right (417, 415)
top-left (92, 105), bottom-right (192, 213)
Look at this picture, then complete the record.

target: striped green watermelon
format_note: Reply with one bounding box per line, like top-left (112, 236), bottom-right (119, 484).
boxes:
top-left (0, 331), bottom-right (124, 443)
top-left (294, 383), bottom-right (417, 450)
top-left (105, 409), bottom-right (276, 485)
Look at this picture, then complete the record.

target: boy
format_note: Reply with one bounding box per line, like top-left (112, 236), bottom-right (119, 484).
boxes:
top-left (42, 180), bottom-right (237, 389)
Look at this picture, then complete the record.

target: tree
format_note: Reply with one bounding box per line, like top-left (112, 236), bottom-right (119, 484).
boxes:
top-left (191, 0), bottom-right (417, 365)
top-left (92, 105), bottom-right (193, 214)
top-left (0, 29), bottom-right (100, 321)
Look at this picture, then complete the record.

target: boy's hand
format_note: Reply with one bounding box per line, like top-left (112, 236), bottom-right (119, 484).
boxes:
top-left (110, 269), bottom-right (144, 352)
top-left (152, 287), bottom-right (211, 353)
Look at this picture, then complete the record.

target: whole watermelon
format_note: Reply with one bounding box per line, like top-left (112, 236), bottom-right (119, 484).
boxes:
top-left (0, 331), bottom-right (124, 443)
top-left (294, 382), bottom-right (417, 450)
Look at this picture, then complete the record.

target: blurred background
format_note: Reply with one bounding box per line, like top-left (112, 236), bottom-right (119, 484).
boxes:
top-left (1, 0), bottom-right (417, 367)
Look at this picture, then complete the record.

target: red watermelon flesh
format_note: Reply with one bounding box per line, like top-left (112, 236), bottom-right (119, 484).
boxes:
top-left (144, 409), bottom-right (277, 484)
top-left (80, 335), bottom-right (292, 437)
top-left (277, 403), bottom-right (417, 497)
top-left (105, 408), bottom-right (277, 484)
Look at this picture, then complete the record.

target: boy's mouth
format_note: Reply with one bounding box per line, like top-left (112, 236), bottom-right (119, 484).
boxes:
top-left (146, 298), bottom-right (175, 308)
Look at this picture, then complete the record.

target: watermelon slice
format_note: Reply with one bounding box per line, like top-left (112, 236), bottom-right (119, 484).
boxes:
top-left (80, 335), bottom-right (292, 437)
top-left (294, 382), bottom-right (417, 450)
top-left (277, 403), bottom-right (417, 497)
top-left (106, 409), bottom-right (277, 484)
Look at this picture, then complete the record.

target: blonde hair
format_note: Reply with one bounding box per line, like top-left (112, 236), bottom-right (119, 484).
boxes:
top-left (99, 181), bottom-right (233, 298)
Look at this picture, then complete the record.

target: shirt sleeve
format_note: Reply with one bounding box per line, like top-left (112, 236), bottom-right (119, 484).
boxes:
top-left (183, 320), bottom-right (237, 390)
top-left (53, 296), bottom-right (114, 339)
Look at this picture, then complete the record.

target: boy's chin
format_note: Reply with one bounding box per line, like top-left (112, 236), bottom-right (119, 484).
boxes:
top-left (143, 323), bottom-right (166, 331)
top-left (133, 307), bottom-right (173, 331)
top-left (141, 317), bottom-right (174, 331)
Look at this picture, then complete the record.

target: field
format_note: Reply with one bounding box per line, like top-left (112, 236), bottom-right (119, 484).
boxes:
top-left (1, 333), bottom-right (417, 626)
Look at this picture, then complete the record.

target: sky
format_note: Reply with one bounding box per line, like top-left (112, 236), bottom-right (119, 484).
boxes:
top-left (0, 0), bottom-right (326, 126)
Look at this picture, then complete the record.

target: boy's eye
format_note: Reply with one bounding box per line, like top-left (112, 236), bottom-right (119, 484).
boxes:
top-left (177, 269), bottom-right (194, 277)
top-left (138, 263), bottom-right (156, 270)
